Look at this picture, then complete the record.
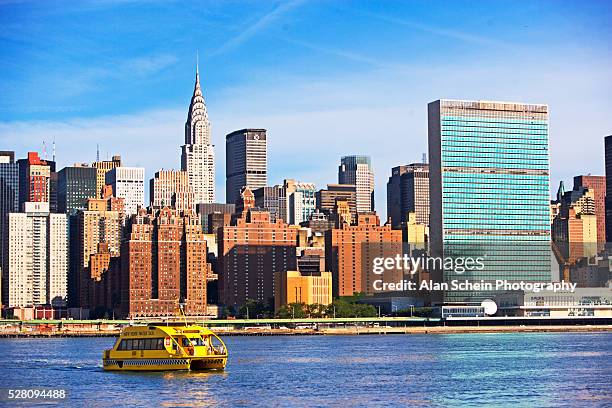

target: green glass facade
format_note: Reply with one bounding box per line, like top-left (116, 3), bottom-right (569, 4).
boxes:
top-left (429, 100), bottom-right (551, 303)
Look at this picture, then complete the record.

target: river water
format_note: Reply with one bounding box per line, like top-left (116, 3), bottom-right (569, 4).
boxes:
top-left (0, 332), bottom-right (610, 407)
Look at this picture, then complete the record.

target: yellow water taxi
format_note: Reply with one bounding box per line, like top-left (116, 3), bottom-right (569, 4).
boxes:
top-left (102, 324), bottom-right (228, 371)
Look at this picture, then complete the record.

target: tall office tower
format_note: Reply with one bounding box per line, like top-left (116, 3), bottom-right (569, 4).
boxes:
top-left (17, 152), bottom-right (51, 207)
top-left (284, 179), bottom-right (317, 225)
top-left (76, 194), bottom-right (124, 308)
top-left (92, 155), bottom-right (121, 198)
top-left (218, 187), bottom-right (298, 310)
top-left (119, 208), bottom-right (210, 318)
top-left (57, 165), bottom-right (98, 215)
top-left (0, 151), bottom-right (19, 307)
top-left (150, 169), bottom-right (194, 213)
top-left (316, 184), bottom-right (357, 222)
top-left (605, 135), bottom-right (612, 242)
top-left (6, 202), bottom-right (68, 308)
top-left (338, 155), bottom-right (374, 213)
top-left (386, 165), bottom-right (409, 228)
top-left (225, 129), bottom-right (267, 205)
top-left (105, 167), bottom-right (145, 216)
top-left (325, 213), bottom-right (402, 297)
top-left (429, 100), bottom-right (551, 303)
top-left (181, 66), bottom-right (215, 205)
top-left (386, 163), bottom-right (430, 228)
top-left (253, 185), bottom-right (286, 222)
top-left (198, 203), bottom-right (236, 233)
top-left (552, 187), bottom-right (597, 260)
top-left (57, 165), bottom-right (97, 308)
top-left (573, 175), bottom-right (606, 243)
top-left (48, 161), bottom-right (58, 213)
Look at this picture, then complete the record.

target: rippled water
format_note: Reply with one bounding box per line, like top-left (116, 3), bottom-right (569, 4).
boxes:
top-left (0, 332), bottom-right (610, 407)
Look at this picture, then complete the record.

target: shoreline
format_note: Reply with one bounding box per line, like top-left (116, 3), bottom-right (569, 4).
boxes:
top-left (1, 324), bottom-right (610, 338)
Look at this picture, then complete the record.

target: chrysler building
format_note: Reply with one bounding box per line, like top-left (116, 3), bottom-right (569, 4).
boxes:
top-left (181, 63), bottom-right (215, 204)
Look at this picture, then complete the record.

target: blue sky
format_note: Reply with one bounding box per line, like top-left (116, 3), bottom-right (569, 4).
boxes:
top-left (1, 0), bottom-right (611, 214)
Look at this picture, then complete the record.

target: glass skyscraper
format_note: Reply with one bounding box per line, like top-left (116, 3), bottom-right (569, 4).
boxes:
top-left (428, 100), bottom-right (551, 303)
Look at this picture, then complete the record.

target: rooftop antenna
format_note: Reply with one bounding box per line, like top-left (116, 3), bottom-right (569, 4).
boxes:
top-left (52, 137), bottom-right (56, 162)
top-left (422, 153), bottom-right (427, 164)
top-left (96, 144), bottom-right (100, 162)
top-left (42, 140), bottom-right (47, 159)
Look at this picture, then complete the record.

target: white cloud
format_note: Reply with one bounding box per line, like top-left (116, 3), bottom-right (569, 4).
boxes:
top-left (210, 0), bottom-right (306, 56)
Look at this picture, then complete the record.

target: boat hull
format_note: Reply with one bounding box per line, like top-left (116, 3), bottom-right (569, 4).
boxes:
top-left (103, 356), bottom-right (227, 371)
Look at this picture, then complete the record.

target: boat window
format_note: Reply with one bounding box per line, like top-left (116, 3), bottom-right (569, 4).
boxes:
top-left (191, 337), bottom-right (205, 346)
top-left (182, 338), bottom-right (192, 347)
top-left (118, 339), bottom-right (132, 350)
top-left (157, 338), bottom-right (165, 350)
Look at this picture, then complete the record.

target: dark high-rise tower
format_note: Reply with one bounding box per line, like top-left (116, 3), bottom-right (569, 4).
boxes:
top-left (225, 129), bottom-right (267, 205)
top-left (386, 163), bottom-right (429, 228)
top-left (0, 151), bottom-right (19, 307)
top-left (57, 165), bottom-right (97, 216)
top-left (605, 135), bottom-right (612, 242)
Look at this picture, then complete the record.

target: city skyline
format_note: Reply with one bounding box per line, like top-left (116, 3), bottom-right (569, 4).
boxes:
top-left (1, 1), bottom-right (610, 216)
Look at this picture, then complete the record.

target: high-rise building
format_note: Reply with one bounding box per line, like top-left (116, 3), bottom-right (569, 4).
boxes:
top-left (57, 165), bottom-right (97, 215)
top-left (218, 187), bottom-right (297, 310)
top-left (252, 180), bottom-right (317, 225)
top-left (17, 152), bottom-right (51, 207)
top-left (6, 202), bottom-right (68, 307)
top-left (325, 213), bottom-right (402, 297)
top-left (573, 175), bottom-right (606, 243)
top-left (105, 166), bottom-right (145, 216)
top-left (338, 155), bottom-right (374, 213)
top-left (0, 151), bottom-right (19, 307)
top-left (253, 185), bottom-right (285, 223)
top-left (48, 161), bottom-right (58, 213)
top-left (386, 163), bottom-right (429, 228)
top-left (118, 207), bottom-right (210, 318)
top-left (316, 184), bottom-right (357, 222)
top-left (92, 155), bottom-right (121, 198)
top-left (75, 193), bottom-right (124, 308)
top-left (198, 203), bottom-right (236, 233)
top-left (181, 66), bottom-right (215, 205)
top-left (428, 100), bottom-right (551, 303)
top-left (552, 187), bottom-right (597, 260)
top-left (605, 135), bottom-right (612, 242)
top-left (150, 169), bottom-right (194, 214)
top-left (225, 129), bottom-right (267, 205)
top-left (284, 179), bottom-right (317, 225)
top-left (57, 165), bottom-right (98, 307)
top-left (386, 165), bottom-right (409, 228)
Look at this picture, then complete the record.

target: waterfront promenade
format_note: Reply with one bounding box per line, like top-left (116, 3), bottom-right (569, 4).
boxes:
top-left (1, 316), bottom-right (611, 337)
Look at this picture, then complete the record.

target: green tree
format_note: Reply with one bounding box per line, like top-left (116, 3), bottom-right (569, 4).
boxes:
top-left (238, 299), bottom-right (273, 319)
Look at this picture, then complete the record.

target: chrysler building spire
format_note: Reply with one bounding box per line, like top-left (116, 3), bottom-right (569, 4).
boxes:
top-left (181, 57), bottom-right (215, 204)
